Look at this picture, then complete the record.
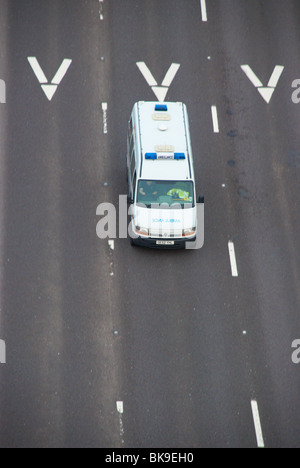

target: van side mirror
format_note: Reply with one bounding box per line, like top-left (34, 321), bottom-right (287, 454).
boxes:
top-left (127, 194), bottom-right (134, 204)
top-left (197, 195), bottom-right (205, 204)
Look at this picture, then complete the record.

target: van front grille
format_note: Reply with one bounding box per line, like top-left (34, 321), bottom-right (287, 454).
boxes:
top-left (150, 230), bottom-right (182, 239)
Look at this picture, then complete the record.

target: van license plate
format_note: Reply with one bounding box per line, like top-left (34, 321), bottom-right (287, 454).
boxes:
top-left (156, 240), bottom-right (175, 245)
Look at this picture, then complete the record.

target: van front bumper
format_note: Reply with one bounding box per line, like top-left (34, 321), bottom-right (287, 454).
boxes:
top-left (131, 235), bottom-right (196, 249)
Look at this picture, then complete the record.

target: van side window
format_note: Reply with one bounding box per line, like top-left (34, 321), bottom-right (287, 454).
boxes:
top-left (129, 118), bottom-right (134, 157)
top-left (129, 134), bottom-right (134, 160)
top-left (128, 118), bottom-right (133, 140)
top-left (132, 171), bottom-right (137, 197)
top-left (130, 149), bottom-right (136, 178)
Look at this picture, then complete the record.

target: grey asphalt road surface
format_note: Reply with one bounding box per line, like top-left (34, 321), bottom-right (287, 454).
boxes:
top-left (0, 0), bottom-right (300, 448)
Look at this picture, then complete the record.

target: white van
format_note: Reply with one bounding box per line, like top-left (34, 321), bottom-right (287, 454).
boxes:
top-left (127, 101), bottom-right (204, 249)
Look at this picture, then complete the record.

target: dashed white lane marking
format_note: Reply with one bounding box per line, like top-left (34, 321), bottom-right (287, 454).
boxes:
top-left (251, 400), bottom-right (265, 448)
top-left (0, 339), bottom-right (6, 364)
top-left (228, 241), bottom-right (238, 277)
top-left (200, 0), bottom-right (208, 22)
top-left (0, 79), bottom-right (6, 103)
top-left (211, 105), bottom-right (219, 133)
top-left (116, 401), bottom-right (123, 414)
top-left (108, 237), bottom-right (114, 276)
top-left (99, 0), bottom-right (104, 20)
top-left (102, 102), bottom-right (108, 134)
top-left (116, 401), bottom-right (124, 444)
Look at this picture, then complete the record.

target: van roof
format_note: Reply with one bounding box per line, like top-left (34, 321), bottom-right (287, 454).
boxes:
top-left (136, 101), bottom-right (192, 181)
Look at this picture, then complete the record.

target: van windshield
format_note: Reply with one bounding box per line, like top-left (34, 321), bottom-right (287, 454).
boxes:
top-left (137, 180), bottom-right (194, 208)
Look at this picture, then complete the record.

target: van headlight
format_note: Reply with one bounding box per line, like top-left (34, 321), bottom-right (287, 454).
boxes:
top-left (183, 228), bottom-right (196, 237)
top-left (136, 226), bottom-right (149, 236)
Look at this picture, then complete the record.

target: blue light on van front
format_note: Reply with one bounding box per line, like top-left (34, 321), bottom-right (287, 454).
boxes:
top-left (155, 104), bottom-right (168, 111)
top-left (145, 153), bottom-right (157, 160)
top-left (174, 153), bottom-right (186, 160)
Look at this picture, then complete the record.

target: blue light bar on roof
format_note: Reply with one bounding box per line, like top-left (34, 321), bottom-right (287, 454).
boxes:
top-left (145, 152), bottom-right (185, 160)
top-left (155, 104), bottom-right (168, 111)
top-left (174, 153), bottom-right (186, 160)
top-left (145, 153), bottom-right (157, 160)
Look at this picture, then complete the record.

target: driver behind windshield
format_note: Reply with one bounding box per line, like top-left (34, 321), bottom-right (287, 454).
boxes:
top-left (139, 181), bottom-right (158, 200)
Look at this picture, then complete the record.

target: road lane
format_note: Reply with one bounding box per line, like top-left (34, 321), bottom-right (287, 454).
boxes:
top-left (105, 0), bottom-right (261, 448)
top-left (206, 0), bottom-right (300, 447)
top-left (0, 0), bottom-right (122, 447)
